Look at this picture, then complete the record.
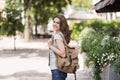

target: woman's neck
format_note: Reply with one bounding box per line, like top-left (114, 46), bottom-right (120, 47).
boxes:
top-left (55, 30), bottom-right (61, 33)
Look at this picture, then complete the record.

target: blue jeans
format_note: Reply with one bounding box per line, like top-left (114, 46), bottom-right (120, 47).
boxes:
top-left (51, 69), bottom-right (67, 80)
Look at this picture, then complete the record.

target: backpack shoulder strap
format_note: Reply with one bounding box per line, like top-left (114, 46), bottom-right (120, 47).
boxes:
top-left (74, 72), bottom-right (77, 80)
top-left (59, 32), bottom-right (68, 46)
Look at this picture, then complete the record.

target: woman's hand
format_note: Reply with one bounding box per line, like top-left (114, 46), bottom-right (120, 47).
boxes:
top-left (48, 38), bottom-right (52, 48)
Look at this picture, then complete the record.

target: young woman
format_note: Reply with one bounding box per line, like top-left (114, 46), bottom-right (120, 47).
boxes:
top-left (48, 14), bottom-right (71, 80)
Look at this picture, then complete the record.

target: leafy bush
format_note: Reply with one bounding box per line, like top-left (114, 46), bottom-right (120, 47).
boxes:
top-left (115, 56), bottom-right (120, 74)
top-left (0, 0), bottom-right (24, 36)
top-left (71, 21), bottom-right (89, 40)
top-left (81, 32), bottom-right (120, 80)
top-left (71, 19), bottom-right (120, 80)
top-left (71, 19), bottom-right (120, 40)
top-left (72, 19), bottom-right (120, 80)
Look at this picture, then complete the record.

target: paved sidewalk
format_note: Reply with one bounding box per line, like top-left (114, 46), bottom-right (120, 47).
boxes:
top-left (0, 37), bottom-right (90, 80)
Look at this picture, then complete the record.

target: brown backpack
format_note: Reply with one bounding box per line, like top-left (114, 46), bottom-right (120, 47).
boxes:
top-left (55, 33), bottom-right (79, 80)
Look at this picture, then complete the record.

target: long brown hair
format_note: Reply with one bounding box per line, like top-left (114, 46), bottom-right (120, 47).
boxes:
top-left (53, 14), bottom-right (71, 44)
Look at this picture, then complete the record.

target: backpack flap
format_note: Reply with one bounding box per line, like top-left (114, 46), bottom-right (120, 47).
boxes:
top-left (56, 55), bottom-right (70, 67)
top-left (67, 46), bottom-right (79, 58)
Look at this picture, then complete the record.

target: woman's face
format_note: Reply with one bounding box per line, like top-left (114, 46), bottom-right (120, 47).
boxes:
top-left (53, 17), bottom-right (60, 32)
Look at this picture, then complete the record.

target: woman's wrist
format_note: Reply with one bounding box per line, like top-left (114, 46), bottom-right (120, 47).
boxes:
top-left (49, 45), bottom-right (53, 49)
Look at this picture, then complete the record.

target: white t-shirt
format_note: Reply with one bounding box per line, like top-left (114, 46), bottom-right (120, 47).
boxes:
top-left (49, 32), bottom-right (63, 70)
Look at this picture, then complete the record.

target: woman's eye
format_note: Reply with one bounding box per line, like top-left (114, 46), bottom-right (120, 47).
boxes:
top-left (53, 21), bottom-right (60, 24)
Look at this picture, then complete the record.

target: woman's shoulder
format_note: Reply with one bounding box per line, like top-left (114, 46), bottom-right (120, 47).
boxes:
top-left (53, 33), bottom-right (62, 40)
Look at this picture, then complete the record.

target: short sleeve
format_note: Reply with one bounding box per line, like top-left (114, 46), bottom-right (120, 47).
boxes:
top-left (54, 33), bottom-right (63, 41)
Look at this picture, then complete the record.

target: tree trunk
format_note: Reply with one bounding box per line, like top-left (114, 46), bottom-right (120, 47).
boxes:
top-left (14, 36), bottom-right (16, 50)
top-left (34, 15), bottom-right (38, 36)
top-left (24, 15), bottom-right (31, 41)
top-left (23, 0), bottom-right (32, 41)
top-left (42, 24), bottom-right (48, 34)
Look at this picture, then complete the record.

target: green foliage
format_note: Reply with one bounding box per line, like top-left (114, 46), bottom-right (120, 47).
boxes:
top-left (88, 19), bottom-right (106, 32)
top-left (1, 0), bottom-right (24, 36)
top-left (22, 0), bottom-right (71, 38)
top-left (72, 0), bottom-right (92, 9)
top-left (71, 19), bottom-right (120, 40)
top-left (71, 21), bottom-right (89, 40)
top-left (115, 56), bottom-right (120, 74)
top-left (27, 0), bottom-right (71, 25)
top-left (2, 0), bottom-right (71, 38)
top-left (71, 19), bottom-right (120, 80)
top-left (106, 21), bottom-right (120, 36)
top-left (81, 32), bottom-right (120, 80)
top-left (89, 19), bottom-right (120, 37)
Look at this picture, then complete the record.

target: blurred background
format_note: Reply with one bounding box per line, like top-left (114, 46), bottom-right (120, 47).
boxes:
top-left (0, 0), bottom-right (120, 80)
top-left (0, 0), bottom-right (119, 41)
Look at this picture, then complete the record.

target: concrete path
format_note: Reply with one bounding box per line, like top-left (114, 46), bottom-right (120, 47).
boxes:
top-left (0, 37), bottom-right (90, 80)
